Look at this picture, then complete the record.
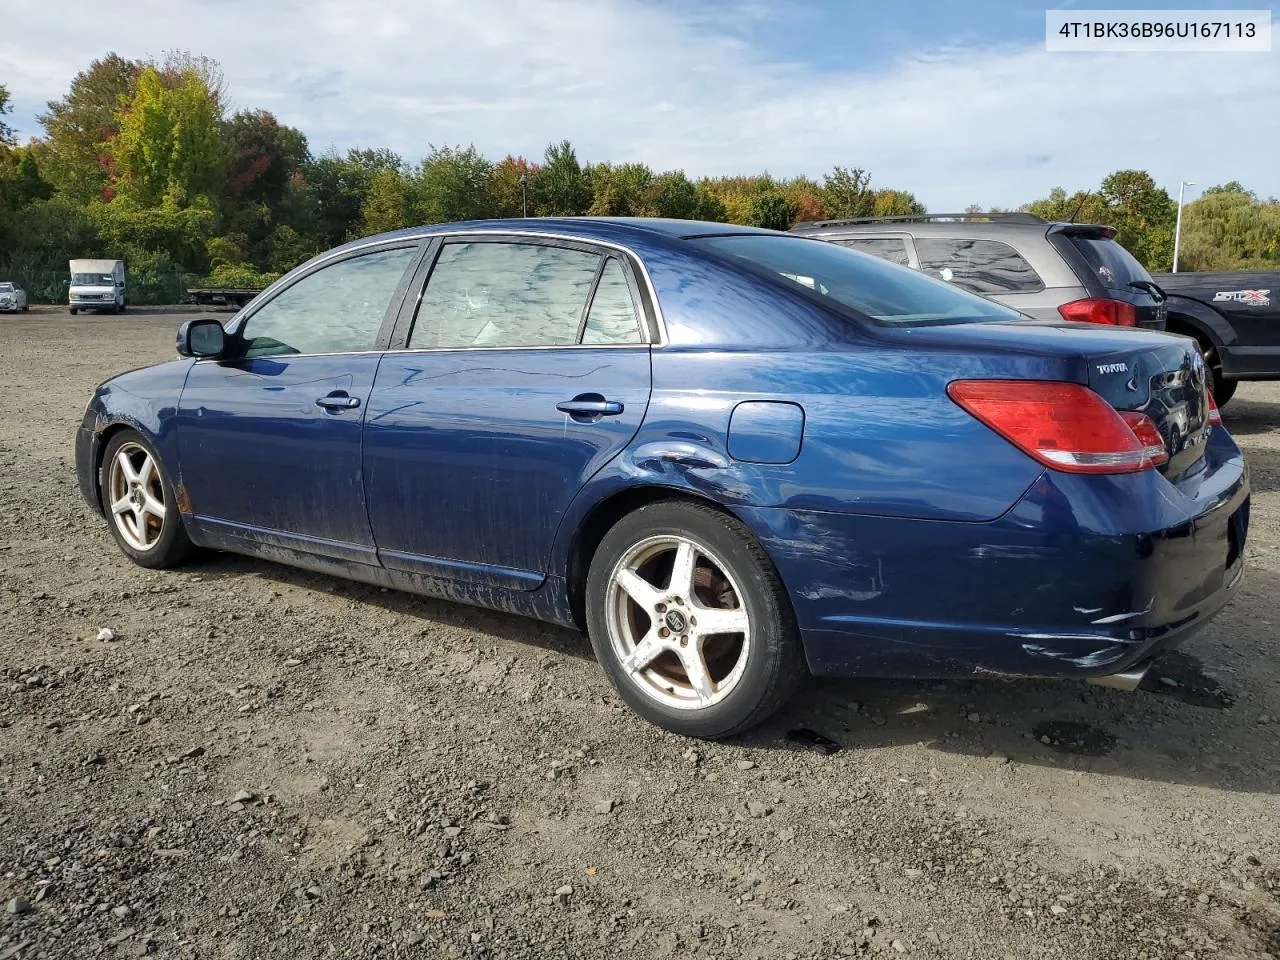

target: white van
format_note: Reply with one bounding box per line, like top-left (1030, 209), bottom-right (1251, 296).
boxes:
top-left (69, 260), bottom-right (127, 314)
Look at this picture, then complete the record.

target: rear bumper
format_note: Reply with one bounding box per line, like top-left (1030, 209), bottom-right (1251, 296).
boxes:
top-left (740, 431), bottom-right (1249, 680)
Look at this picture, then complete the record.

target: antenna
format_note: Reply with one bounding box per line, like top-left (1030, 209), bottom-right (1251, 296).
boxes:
top-left (1068, 192), bottom-right (1090, 224)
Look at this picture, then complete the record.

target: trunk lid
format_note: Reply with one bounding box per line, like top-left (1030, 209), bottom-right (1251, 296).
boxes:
top-left (1084, 336), bottom-right (1211, 478)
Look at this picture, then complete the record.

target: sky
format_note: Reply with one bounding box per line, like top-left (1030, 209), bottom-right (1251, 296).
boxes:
top-left (1, 0), bottom-right (1277, 210)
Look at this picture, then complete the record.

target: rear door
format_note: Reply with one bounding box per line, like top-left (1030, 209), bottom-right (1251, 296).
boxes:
top-left (363, 236), bottom-right (654, 589)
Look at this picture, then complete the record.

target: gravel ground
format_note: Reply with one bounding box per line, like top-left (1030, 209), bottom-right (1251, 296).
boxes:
top-left (2, 306), bottom-right (1279, 960)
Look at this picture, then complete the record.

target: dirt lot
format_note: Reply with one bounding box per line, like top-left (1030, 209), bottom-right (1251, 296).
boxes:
top-left (1, 305), bottom-right (1279, 960)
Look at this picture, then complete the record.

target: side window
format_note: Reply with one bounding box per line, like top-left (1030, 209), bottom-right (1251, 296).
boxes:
top-left (834, 237), bottom-right (910, 267)
top-left (581, 258), bottom-right (644, 345)
top-left (914, 238), bottom-right (1043, 295)
top-left (238, 247), bottom-right (417, 358)
top-left (412, 242), bottom-right (602, 349)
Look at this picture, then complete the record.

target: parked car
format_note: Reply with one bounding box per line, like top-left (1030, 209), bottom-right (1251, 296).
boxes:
top-left (0, 281), bottom-right (29, 312)
top-left (75, 218), bottom-right (1248, 738)
top-left (790, 212), bottom-right (1168, 330)
top-left (1152, 269), bottom-right (1280, 406)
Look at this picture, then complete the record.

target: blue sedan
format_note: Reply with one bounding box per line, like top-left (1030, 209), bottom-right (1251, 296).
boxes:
top-left (75, 218), bottom-right (1249, 738)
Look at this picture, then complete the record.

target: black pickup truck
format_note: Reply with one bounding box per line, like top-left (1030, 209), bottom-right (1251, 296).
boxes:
top-left (1155, 269), bottom-right (1279, 406)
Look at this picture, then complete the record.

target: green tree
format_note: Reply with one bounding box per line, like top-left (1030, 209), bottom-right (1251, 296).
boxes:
top-left (747, 191), bottom-right (797, 231)
top-left (532, 140), bottom-right (590, 216)
top-left (651, 171), bottom-right (698, 219)
top-left (112, 65), bottom-right (224, 207)
top-left (1099, 169), bottom-right (1175, 271)
top-left (359, 168), bottom-right (412, 234)
top-left (413, 145), bottom-right (494, 224)
top-left (0, 83), bottom-right (14, 146)
top-left (822, 166), bottom-right (872, 219)
top-left (307, 147), bottom-right (402, 246)
top-left (1178, 186), bottom-right (1280, 270)
top-left (36, 54), bottom-right (141, 202)
top-left (588, 162), bottom-right (654, 217)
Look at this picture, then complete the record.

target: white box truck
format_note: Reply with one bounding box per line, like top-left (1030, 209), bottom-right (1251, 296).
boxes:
top-left (69, 259), bottom-right (127, 314)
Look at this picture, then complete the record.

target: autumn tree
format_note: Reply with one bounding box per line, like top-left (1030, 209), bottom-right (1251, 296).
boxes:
top-left (35, 55), bottom-right (140, 201)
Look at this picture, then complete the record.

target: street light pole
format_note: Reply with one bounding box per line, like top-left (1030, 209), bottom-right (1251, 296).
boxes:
top-left (520, 171), bottom-right (528, 218)
top-left (1173, 180), bottom-right (1195, 273)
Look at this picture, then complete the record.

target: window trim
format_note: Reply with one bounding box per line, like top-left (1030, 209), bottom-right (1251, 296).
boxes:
top-left (390, 232), bottom-right (662, 353)
top-left (831, 235), bottom-right (914, 269)
top-left (207, 239), bottom-right (429, 362)
top-left (912, 235), bottom-right (1046, 295)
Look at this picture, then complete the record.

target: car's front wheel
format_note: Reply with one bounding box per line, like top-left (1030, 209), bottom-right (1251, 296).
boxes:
top-left (586, 500), bottom-right (805, 739)
top-left (100, 430), bottom-right (196, 569)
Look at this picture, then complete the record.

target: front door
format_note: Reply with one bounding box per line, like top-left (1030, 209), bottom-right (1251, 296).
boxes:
top-left (363, 238), bottom-right (654, 588)
top-left (177, 244), bottom-right (420, 562)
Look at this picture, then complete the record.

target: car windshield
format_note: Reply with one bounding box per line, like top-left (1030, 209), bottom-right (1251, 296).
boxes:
top-left (0, 283), bottom-right (13, 292)
top-left (1067, 236), bottom-right (1154, 292)
top-left (693, 234), bottom-right (1022, 326)
top-left (72, 273), bottom-right (114, 285)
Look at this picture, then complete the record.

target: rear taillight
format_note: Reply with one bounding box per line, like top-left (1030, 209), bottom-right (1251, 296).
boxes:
top-left (947, 380), bottom-right (1169, 474)
top-left (1058, 298), bottom-right (1137, 327)
top-left (1206, 391), bottom-right (1223, 426)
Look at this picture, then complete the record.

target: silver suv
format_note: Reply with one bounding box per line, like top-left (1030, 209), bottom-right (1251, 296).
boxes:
top-left (790, 213), bottom-right (1167, 330)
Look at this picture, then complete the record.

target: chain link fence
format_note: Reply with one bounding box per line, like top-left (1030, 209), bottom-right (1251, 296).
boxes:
top-left (0, 266), bottom-right (199, 306)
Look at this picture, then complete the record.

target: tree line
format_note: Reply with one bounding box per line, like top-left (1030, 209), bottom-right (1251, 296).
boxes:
top-left (2, 53), bottom-right (1277, 303)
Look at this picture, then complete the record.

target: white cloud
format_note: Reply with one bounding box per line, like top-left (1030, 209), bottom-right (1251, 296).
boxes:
top-left (1, 0), bottom-right (1276, 209)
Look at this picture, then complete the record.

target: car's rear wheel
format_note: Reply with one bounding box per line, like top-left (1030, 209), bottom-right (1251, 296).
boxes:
top-left (101, 430), bottom-right (195, 569)
top-left (69, 308), bottom-right (78, 316)
top-left (585, 500), bottom-right (805, 738)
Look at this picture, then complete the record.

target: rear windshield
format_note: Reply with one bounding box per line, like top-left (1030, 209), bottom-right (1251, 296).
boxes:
top-left (693, 234), bottom-right (1021, 327)
top-left (1067, 237), bottom-right (1153, 292)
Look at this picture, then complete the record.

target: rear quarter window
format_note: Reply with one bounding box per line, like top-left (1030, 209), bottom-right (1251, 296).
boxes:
top-left (915, 238), bottom-right (1044, 295)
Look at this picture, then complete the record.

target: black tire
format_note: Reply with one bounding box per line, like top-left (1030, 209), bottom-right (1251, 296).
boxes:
top-left (99, 429), bottom-right (197, 569)
top-left (585, 499), bottom-right (806, 739)
top-left (69, 308), bottom-right (78, 316)
top-left (22, 304), bottom-right (29, 312)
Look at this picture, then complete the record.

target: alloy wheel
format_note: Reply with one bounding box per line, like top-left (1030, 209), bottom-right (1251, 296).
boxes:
top-left (107, 442), bottom-right (167, 552)
top-left (604, 535), bottom-right (751, 710)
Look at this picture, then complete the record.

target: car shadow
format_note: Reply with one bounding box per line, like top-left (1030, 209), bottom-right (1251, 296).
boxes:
top-left (179, 548), bottom-right (1279, 796)
top-left (1221, 393), bottom-right (1280, 436)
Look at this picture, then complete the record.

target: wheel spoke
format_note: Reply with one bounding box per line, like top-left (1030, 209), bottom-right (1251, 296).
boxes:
top-left (668, 540), bottom-right (697, 597)
top-left (142, 491), bottom-right (166, 519)
top-left (110, 495), bottom-right (132, 516)
top-left (615, 568), bottom-right (661, 610)
top-left (116, 450), bottom-right (139, 485)
top-left (678, 643), bottom-right (716, 705)
top-left (132, 507), bottom-right (151, 545)
top-left (621, 630), bottom-right (665, 675)
top-left (693, 605), bottom-right (748, 636)
top-left (137, 456), bottom-right (155, 489)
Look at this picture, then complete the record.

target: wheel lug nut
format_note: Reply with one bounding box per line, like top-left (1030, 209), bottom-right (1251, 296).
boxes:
top-left (680, 635), bottom-right (688, 647)
top-left (656, 603), bottom-right (667, 614)
top-left (658, 627), bottom-right (669, 638)
top-left (689, 616), bottom-right (697, 627)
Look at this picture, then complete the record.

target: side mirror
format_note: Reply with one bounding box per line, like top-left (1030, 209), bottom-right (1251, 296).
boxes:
top-left (177, 319), bottom-right (227, 359)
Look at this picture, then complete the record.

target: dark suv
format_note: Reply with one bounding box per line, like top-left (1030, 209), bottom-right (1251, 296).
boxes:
top-left (790, 213), bottom-right (1167, 331)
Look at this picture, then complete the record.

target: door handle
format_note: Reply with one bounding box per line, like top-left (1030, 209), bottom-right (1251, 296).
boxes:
top-left (557, 397), bottom-right (624, 419)
top-left (315, 393), bottom-right (361, 411)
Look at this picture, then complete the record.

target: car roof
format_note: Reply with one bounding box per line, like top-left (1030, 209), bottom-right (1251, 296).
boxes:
top-left (339, 217), bottom-right (779, 253)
